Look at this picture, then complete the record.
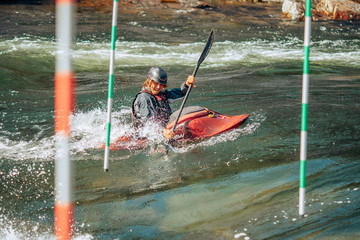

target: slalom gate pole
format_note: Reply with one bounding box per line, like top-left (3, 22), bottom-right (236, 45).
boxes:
top-left (299, 0), bottom-right (312, 217)
top-left (104, 0), bottom-right (119, 172)
top-left (54, 0), bottom-right (76, 239)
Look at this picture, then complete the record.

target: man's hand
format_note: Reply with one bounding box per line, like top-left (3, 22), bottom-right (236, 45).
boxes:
top-left (186, 75), bottom-right (196, 87)
top-left (163, 129), bottom-right (175, 140)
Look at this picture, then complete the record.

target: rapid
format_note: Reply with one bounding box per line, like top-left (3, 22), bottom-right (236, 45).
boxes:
top-left (0, 2), bottom-right (359, 239)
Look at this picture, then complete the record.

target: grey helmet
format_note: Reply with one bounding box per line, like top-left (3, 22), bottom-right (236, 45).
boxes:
top-left (147, 66), bottom-right (167, 85)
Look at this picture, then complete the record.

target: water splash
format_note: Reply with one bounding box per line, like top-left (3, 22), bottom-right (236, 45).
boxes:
top-left (0, 136), bottom-right (55, 161)
top-left (0, 108), bottom-right (266, 161)
top-left (0, 214), bottom-right (94, 240)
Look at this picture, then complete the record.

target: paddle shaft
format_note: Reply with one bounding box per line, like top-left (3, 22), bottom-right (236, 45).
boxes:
top-left (171, 30), bottom-right (214, 132)
top-left (171, 83), bottom-right (193, 132)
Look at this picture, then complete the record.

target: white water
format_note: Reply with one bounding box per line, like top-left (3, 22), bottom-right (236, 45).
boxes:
top-left (1, 37), bottom-right (360, 71)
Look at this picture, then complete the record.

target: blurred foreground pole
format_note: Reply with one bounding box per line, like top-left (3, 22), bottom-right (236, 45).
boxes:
top-left (54, 0), bottom-right (76, 239)
top-left (299, 0), bottom-right (312, 217)
top-left (104, 0), bottom-right (119, 172)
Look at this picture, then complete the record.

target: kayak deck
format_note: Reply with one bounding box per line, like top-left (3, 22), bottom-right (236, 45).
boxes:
top-left (167, 110), bottom-right (249, 141)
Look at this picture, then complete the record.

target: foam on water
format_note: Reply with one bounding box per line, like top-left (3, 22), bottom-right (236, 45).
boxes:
top-left (1, 37), bottom-right (359, 73)
top-left (0, 136), bottom-right (55, 161)
top-left (70, 107), bottom-right (133, 152)
top-left (72, 38), bottom-right (360, 69)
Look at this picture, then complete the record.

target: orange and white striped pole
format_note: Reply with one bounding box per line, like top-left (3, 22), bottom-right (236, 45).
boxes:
top-left (54, 0), bottom-right (76, 239)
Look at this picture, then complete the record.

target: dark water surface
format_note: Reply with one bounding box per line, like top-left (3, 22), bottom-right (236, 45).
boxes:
top-left (1, 2), bottom-right (360, 239)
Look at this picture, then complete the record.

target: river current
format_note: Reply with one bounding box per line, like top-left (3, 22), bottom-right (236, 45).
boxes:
top-left (0, 2), bottom-right (359, 240)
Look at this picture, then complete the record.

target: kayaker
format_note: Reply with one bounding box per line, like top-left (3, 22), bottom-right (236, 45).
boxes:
top-left (132, 66), bottom-right (195, 139)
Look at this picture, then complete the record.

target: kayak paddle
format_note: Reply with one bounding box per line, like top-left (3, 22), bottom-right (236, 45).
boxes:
top-left (171, 30), bottom-right (214, 133)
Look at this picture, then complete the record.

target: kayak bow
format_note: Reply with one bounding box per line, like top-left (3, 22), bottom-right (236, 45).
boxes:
top-left (167, 106), bottom-right (249, 142)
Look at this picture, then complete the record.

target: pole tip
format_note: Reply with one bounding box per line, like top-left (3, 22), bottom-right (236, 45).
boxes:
top-left (104, 169), bottom-right (108, 172)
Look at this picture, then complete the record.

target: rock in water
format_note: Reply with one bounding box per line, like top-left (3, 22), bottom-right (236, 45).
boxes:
top-left (282, 0), bottom-right (304, 20)
top-left (317, 0), bottom-right (360, 20)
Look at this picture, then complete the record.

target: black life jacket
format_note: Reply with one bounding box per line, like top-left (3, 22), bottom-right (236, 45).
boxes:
top-left (131, 90), bottom-right (172, 128)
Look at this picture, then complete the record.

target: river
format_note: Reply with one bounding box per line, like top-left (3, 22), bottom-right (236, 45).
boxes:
top-left (0, 2), bottom-right (359, 239)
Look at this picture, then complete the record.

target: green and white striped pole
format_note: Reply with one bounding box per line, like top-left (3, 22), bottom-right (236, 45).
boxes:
top-left (299, 0), bottom-right (312, 216)
top-left (104, 0), bottom-right (118, 172)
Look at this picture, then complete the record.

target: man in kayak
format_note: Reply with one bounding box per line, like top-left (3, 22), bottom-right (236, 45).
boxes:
top-left (132, 66), bottom-right (195, 139)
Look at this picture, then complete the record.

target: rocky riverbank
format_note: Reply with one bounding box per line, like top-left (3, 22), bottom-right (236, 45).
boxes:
top-left (1, 0), bottom-right (359, 21)
top-left (77, 0), bottom-right (360, 21)
top-left (282, 0), bottom-right (360, 21)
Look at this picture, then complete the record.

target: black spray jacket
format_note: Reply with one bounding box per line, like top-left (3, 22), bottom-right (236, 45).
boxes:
top-left (132, 82), bottom-right (189, 128)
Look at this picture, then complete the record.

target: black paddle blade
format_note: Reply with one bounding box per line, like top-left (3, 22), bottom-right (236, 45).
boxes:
top-left (193, 30), bottom-right (214, 77)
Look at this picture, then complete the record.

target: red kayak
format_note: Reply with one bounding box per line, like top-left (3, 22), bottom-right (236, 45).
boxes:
top-left (166, 106), bottom-right (249, 142)
top-left (104, 106), bottom-right (249, 151)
